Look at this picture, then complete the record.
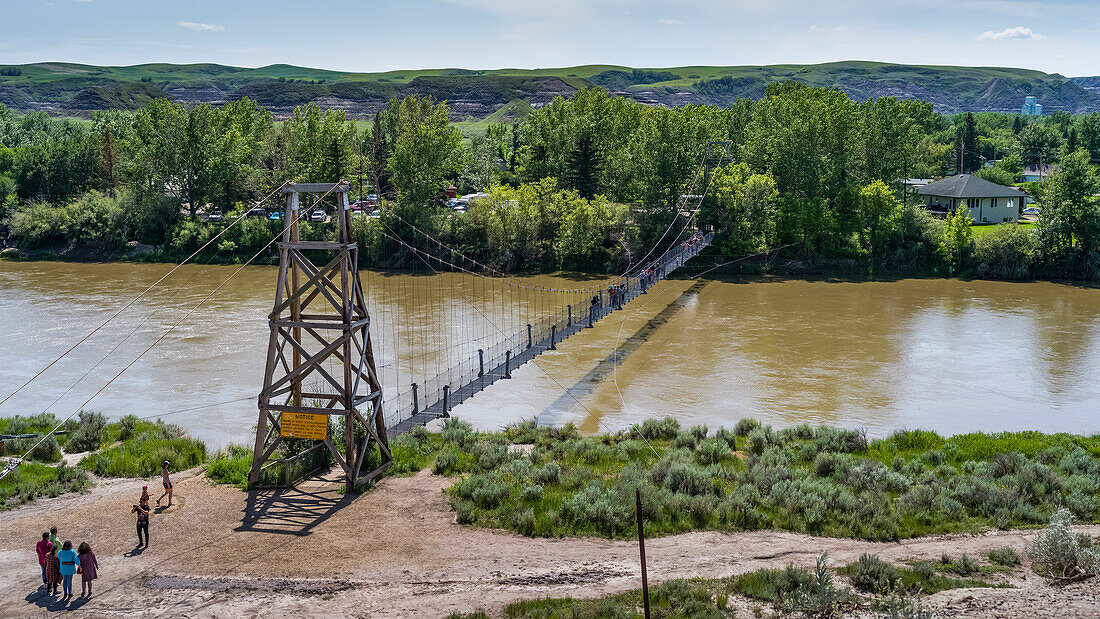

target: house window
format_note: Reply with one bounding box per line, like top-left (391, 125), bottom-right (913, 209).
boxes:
top-left (1006, 199), bottom-right (1014, 209)
top-left (991, 198), bottom-right (998, 209)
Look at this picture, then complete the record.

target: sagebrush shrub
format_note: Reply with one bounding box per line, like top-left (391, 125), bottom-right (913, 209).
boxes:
top-left (639, 416), bottom-right (680, 440)
top-left (734, 418), bottom-right (760, 437)
top-left (66, 410), bottom-right (107, 453)
top-left (432, 446), bottom-right (459, 475)
top-left (664, 461), bottom-right (714, 496)
top-left (521, 484), bottom-right (543, 502)
top-left (988, 546), bottom-right (1021, 567)
top-left (534, 461), bottom-right (561, 485)
top-left (1029, 508), bottom-right (1100, 579)
top-left (849, 553), bottom-right (898, 593)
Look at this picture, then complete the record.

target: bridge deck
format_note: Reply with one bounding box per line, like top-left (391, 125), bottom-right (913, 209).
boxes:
top-left (387, 232), bottom-right (712, 437)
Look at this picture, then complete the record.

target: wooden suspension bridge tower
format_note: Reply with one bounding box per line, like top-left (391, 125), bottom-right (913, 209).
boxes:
top-left (249, 181), bottom-right (391, 491)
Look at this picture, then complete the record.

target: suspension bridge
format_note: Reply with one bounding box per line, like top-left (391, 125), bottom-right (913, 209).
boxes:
top-left (0, 143), bottom-right (727, 492)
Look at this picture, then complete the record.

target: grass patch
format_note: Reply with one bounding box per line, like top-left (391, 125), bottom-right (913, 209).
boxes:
top-left (430, 417), bottom-right (1100, 541)
top-left (0, 461), bottom-right (89, 510)
top-left (79, 420), bottom-right (205, 478)
top-left (205, 445), bottom-right (253, 489)
top-left (842, 554), bottom-right (1002, 596)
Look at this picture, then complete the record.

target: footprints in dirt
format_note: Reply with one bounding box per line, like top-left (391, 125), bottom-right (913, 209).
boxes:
top-left (153, 496), bottom-right (185, 515)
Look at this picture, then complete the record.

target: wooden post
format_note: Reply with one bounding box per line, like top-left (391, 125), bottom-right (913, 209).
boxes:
top-left (442, 385), bottom-right (450, 417)
top-left (504, 350), bottom-right (512, 379)
top-left (527, 324), bottom-right (532, 349)
top-left (477, 349), bottom-right (484, 378)
top-left (411, 382), bottom-right (419, 414)
top-left (550, 325), bottom-right (556, 350)
top-left (637, 488), bottom-right (650, 619)
top-left (567, 304), bottom-right (572, 327)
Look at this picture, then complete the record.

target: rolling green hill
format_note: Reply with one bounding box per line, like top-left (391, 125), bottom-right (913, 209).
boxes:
top-left (0, 60), bottom-right (1097, 119)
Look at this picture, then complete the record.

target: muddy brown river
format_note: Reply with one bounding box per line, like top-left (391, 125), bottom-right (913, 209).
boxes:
top-left (2, 261), bottom-right (1098, 449)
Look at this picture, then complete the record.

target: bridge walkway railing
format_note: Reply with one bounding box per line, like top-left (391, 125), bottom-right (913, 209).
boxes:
top-left (385, 231), bottom-right (713, 436)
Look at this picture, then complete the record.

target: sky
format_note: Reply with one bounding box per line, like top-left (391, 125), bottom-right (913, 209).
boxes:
top-left (1, 0), bottom-right (1098, 76)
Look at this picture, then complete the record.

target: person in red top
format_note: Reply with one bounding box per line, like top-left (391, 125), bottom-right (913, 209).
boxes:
top-left (35, 532), bottom-right (52, 587)
top-left (43, 544), bottom-right (61, 595)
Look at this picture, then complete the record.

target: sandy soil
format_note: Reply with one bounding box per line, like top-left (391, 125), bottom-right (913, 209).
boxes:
top-left (1, 468), bottom-right (1097, 618)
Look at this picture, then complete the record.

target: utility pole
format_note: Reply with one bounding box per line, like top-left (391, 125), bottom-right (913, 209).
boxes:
top-left (636, 488), bottom-right (651, 619)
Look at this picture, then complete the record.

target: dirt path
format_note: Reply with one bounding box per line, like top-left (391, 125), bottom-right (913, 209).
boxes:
top-left (1, 469), bottom-right (1097, 617)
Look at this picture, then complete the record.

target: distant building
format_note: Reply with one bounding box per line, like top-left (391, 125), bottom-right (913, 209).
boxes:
top-left (1022, 163), bottom-right (1058, 182)
top-left (917, 174), bottom-right (1027, 224)
top-left (1021, 96), bottom-right (1043, 116)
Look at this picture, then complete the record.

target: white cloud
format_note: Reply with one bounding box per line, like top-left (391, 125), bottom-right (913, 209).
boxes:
top-left (658, 18), bottom-right (684, 25)
top-left (977, 26), bottom-right (1044, 41)
top-left (177, 21), bottom-right (225, 32)
top-left (809, 24), bottom-right (851, 33)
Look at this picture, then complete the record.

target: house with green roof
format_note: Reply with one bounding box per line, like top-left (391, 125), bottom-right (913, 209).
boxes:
top-left (916, 174), bottom-right (1028, 224)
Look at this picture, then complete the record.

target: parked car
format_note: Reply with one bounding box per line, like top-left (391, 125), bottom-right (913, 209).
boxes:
top-left (310, 209), bottom-right (327, 223)
top-left (268, 211), bottom-right (282, 221)
top-left (207, 211), bottom-right (224, 223)
top-left (1023, 207), bottom-right (1041, 215)
top-left (246, 207), bottom-right (266, 218)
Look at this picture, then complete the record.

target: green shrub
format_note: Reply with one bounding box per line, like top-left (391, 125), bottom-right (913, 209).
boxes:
top-left (639, 416), bottom-right (680, 440)
top-left (79, 424), bottom-right (205, 478)
top-left (735, 418), bottom-right (760, 437)
top-left (433, 446), bottom-right (460, 475)
top-left (674, 429), bottom-right (699, 450)
top-left (988, 546), bottom-right (1021, 567)
top-left (1029, 508), bottom-right (1100, 579)
top-left (521, 484), bottom-right (543, 502)
top-left (534, 461), bottom-right (561, 485)
top-left (117, 414), bottom-right (139, 441)
top-left (848, 553), bottom-right (899, 593)
top-left (29, 434), bottom-right (62, 463)
top-left (66, 410), bottom-right (107, 453)
top-left (0, 461), bottom-right (89, 510)
top-left (513, 507), bottom-right (537, 536)
top-left (205, 445), bottom-right (253, 489)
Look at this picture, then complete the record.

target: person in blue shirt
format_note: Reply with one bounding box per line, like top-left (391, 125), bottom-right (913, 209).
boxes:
top-left (56, 540), bottom-right (80, 600)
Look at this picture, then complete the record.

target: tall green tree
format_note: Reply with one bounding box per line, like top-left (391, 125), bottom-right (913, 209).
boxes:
top-left (1017, 122), bottom-right (1062, 167)
top-left (1037, 148), bottom-right (1100, 273)
top-left (563, 133), bottom-right (604, 199)
top-left (385, 95), bottom-right (462, 212)
top-left (97, 125), bottom-right (120, 197)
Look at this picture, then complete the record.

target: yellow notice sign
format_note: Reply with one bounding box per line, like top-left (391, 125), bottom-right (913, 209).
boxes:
top-left (280, 412), bottom-right (328, 440)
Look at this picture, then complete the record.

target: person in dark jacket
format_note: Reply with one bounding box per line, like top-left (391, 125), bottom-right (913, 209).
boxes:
top-left (133, 486), bottom-right (151, 547)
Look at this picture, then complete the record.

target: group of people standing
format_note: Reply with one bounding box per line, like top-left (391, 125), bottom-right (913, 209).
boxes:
top-left (30, 461), bottom-right (174, 603)
top-left (35, 527), bottom-right (97, 599)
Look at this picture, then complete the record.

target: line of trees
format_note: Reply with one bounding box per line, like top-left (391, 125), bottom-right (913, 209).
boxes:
top-left (2, 84), bottom-right (1099, 278)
